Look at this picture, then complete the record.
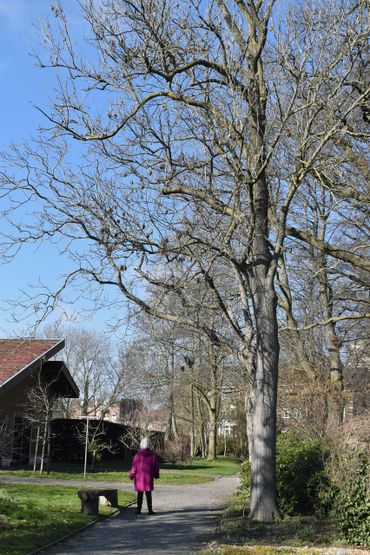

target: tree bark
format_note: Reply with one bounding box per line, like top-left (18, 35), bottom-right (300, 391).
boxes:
top-left (207, 403), bottom-right (217, 460)
top-left (165, 396), bottom-right (178, 441)
top-left (46, 423), bottom-right (52, 474)
top-left (82, 380), bottom-right (89, 416)
top-left (248, 282), bottom-right (280, 521)
top-left (245, 109), bottom-right (280, 518)
top-left (317, 253), bottom-right (344, 431)
top-left (39, 416), bottom-right (49, 475)
top-left (33, 425), bottom-right (40, 473)
top-left (207, 348), bottom-right (218, 460)
top-left (190, 382), bottom-right (196, 458)
top-left (165, 342), bottom-right (179, 441)
top-left (198, 424), bottom-right (206, 458)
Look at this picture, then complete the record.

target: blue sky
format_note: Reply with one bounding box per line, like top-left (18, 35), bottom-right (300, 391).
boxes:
top-left (0, 0), bottom-right (128, 338)
top-left (0, 1), bottom-right (83, 149)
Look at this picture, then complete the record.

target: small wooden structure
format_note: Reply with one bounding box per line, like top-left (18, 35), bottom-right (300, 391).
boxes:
top-left (77, 489), bottom-right (118, 515)
top-left (0, 339), bottom-right (79, 467)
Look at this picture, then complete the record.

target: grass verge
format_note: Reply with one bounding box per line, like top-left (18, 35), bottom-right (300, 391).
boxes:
top-left (0, 469), bottom-right (211, 485)
top-left (0, 483), bottom-right (135, 555)
top-left (0, 457), bottom-right (240, 485)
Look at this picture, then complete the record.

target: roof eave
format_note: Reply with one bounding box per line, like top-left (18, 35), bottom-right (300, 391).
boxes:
top-left (0, 339), bottom-right (65, 399)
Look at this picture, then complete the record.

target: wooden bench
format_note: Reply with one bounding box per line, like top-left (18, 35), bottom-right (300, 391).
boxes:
top-left (77, 489), bottom-right (118, 515)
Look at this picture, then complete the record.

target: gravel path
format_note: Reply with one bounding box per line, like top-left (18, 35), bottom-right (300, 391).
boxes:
top-left (1, 474), bottom-right (239, 555)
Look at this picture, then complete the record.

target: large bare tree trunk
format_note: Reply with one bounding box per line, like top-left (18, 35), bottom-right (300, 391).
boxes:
top-left (247, 277), bottom-right (280, 520)
top-left (240, 1), bottom-right (280, 517)
top-left (245, 49), bottom-right (280, 515)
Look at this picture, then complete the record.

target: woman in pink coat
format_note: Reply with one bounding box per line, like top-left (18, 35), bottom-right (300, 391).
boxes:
top-left (129, 437), bottom-right (160, 514)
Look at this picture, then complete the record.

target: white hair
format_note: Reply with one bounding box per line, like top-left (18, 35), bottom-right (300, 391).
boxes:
top-left (140, 437), bottom-right (151, 449)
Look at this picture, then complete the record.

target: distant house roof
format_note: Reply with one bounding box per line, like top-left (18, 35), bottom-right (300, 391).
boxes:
top-left (0, 339), bottom-right (79, 399)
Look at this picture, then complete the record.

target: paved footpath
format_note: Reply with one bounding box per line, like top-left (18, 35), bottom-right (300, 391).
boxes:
top-left (1, 474), bottom-right (239, 555)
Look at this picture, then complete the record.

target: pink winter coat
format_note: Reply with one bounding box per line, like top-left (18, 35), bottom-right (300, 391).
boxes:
top-left (129, 448), bottom-right (160, 492)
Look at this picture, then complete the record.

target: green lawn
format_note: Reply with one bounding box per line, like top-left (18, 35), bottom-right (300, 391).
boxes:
top-left (0, 457), bottom-right (241, 485)
top-left (162, 457), bottom-right (241, 475)
top-left (0, 469), bottom-right (212, 484)
top-left (0, 484), bottom-right (135, 555)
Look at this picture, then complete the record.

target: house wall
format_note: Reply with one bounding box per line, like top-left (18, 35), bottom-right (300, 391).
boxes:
top-left (0, 378), bottom-right (34, 466)
top-left (0, 375), bottom-right (37, 415)
top-left (0, 374), bottom-right (63, 468)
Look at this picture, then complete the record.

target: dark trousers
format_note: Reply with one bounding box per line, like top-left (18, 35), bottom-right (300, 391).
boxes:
top-left (137, 491), bottom-right (153, 512)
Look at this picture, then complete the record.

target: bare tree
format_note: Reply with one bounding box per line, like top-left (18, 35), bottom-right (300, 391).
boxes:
top-left (119, 332), bottom-right (175, 431)
top-left (77, 418), bottom-right (119, 471)
top-left (44, 323), bottom-right (124, 419)
top-left (121, 285), bottom-right (235, 459)
top-left (1, 0), bottom-right (369, 520)
top-left (24, 369), bottom-right (60, 474)
top-left (181, 339), bottom-right (225, 460)
top-left (278, 178), bottom-right (370, 433)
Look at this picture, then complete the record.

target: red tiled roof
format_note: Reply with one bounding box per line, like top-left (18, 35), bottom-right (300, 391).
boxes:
top-left (0, 339), bottom-right (64, 387)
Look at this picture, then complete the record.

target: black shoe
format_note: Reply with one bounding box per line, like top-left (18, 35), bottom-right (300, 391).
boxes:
top-left (135, 510), bottom-right (141, 514)
top-left (148, 510), bottom-right (155, 515)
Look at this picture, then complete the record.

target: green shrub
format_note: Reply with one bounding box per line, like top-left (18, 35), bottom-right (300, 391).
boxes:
top-left (334, 456), bottom-right (369, 545)
top-left (239, 424), bottom-right (369, 548)
top-left (322, 438), bottom-right (370, 546)
top-left (239, 460), bottom-right (251, 491)
top-left (238, 436), bottom-right (328, 516)
top-left (276, 433), bottom-right (328, 516)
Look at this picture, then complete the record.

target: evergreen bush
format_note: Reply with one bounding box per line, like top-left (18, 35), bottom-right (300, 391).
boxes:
top-left (333, 450), bottom-right (369, 546)
top-left (319, 415), bottom-right (370, 547)
top-left (239, 421), bottom-right (369, 548)
top-left (239, 435), bottom-right (328, 516)
top-left (276, 433), bottom-right (329, 516)
top-left (239, 460), bottom-right (251, 491)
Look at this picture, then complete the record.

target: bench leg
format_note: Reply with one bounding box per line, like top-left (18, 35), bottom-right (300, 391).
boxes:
top-left (81, 497), bottom-right (99, 515)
